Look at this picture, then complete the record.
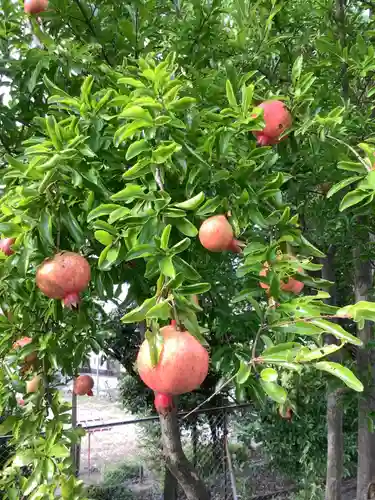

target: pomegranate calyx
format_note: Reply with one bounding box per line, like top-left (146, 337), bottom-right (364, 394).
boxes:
top-left (63, 293), bottom-right (81, 309)
top-left (87, 389), bottom-right (94, 397)
top-left (154, 392), bottom-right (174, 415)
top-left (227, 239), bottom-right (244, 254)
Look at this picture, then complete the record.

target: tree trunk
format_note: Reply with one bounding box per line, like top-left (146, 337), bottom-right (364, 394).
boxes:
top-left (163, 466), bottom-right (178, 500)
top-left (322, 248), bottom-right (343, 500)
top-left (354, 245), bottom-right (375, 500)
top-left (159, 405), bottom-right (210, 500)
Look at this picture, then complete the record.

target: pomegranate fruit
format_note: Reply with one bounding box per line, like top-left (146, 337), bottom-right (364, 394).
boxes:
top-left (137, 325), bottom-right (209, 395)
top-left (279, 407), bottom-right (293, 421)
top-left (26, 375), bottom-right (41, 393)
top-left (36, 251), bottom-right (91, 308)
top-left (13, 337), bottom-right (37, 366)
top-left (74, 375), bottom-right (94, 396)
top-left (253, 100), bottom-right (292, 146)
top-left (199, 215), bottom-right (243, 253)
top-left (24, 0), bottom-right (48, 14)
top-left (0, 238), bottom-right (15, 256)
top-left (259, 256), bottom-right (304, 295)
top-left (154, 392), bottom-right (174, 415)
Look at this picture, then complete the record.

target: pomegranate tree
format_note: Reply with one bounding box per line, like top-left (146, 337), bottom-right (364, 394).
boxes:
top-left (0, 238), bottom-right (15, 256)
top-left (199, 215), bottom-right (242, 253)
top-left (253, 100), bottom-right (292, 146)
top-left (24, 0), bottom-right (48, 14)
top-left (137, 324), bottom-right (209, 396)
top-left (73, 375), bottom-right (94, 396)
top-left (36, 252), bottom-right (91, 308)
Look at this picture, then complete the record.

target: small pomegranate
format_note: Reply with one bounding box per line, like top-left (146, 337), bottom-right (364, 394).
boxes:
top-left (137, 325), bottom-right (209, 395)
top-left (154, 392), bottom-right (174, 415)
top-left (0, 238), bottom-right (15, 256)
top-left (36, 252), bottom-right (91, 308)
top-left (199, 215), bottom-right (243, 253)
top-left (13, 337), bottom-right (37, 367)
top-left (74, 375), bottom-right (94, 396)
top-left (279, 407), bottom-right (293, 421)
top-left (259, 256), bottom-right (304, 295)
top-left (24, 0), bottom-right (48, 14)
top-left (26, 375), bottom-right (41, 393)
top-left (18, 398), bottom-right (25, 406)
top-left (253, 100), bottom-right (292, 146)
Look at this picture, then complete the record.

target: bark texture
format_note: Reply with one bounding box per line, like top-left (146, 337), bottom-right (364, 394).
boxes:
top-left (159, 405), bottom-right (210, 500)
top-left (354, 245), bottom-right (375, 500)
top-left (322, 249), bottom-right (343, 500)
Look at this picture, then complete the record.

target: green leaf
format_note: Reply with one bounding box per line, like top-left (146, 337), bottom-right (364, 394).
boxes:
top-left (126, 139), bottom-right (150, 160)
top-left (260, 381), bottom-right (287, 403)
top-left (13, 450), bottom-right (36, 467)
top-left (178, 283), bottom-right (211, 294)
top-left (108, 207), bottom-right (131, 224)
top-left (167, 97), bottom-right (196, 111)
top-left (88, 204), bottom-right (121, 222)
top-left (174, 256), bottom-right (201, 281)
top-left (61, 207), bottom-right (84, 245)
top-left (118, 77), bottom-right (145, 88)
top-left (292, 55), bottom-right (303, 83)
top-left (196, 196), bottom-right (222, 216)
top-left (260, 368), bottom-right (278, 382)
top-left (160, 256), bottom-right (176, 278)
top-left (310, 319), bottom-right (362, 346)
top-left (170, 238), bottom-right (191, 254)
top-left (123, 159), bottom-right (151, 179)
top-left (174, 218), bottom-right (198, 237)
top-left (38, 210), bottom-right (54, 247)
top-left (126, 244), bottom-right (156, 260)
top-left (114, 120), bottom-right (153, 146)
top-left (236, 360), bottom-right (251, 384)
top-left (161, 224), bottom-right (172, 250)
top-left (50, 444), bottom-right (70, 458)
top-left (0, 223), bottom-right (21, 237)
top-left (23, 463), bottom-right (43, 496)
top-left (145, 330), bottom-right (163, 366)
top-left (299, 235), bottom-right (325, 258)
top-left (94, 230), bottom-right (114, 246)
top-left (120, 106), bottom-right (153, 122)
top-left (226, 79), bottom-right (237, 107)
top-left (339, 190), bottom-right (371, 211)
top-left (315, 362), bottom-right (363, 392)
top-left (111, 184), bottom-right (146, 201)
top-left (326, 176), bottom-right (361, 198)
top-left (121, 297), bottom-right (158, 323)
top-left (146, 301), bottom-right (171, 320)
top-left (152, 142), bottom-right (181, 164)
top-left (296, 344), bottom-right (342, 362)
top-left (174, 192), bottom-right (205, 210)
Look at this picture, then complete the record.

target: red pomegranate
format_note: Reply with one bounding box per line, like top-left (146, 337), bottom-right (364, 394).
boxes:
top-left (36, 252), bottom-right (91, 308)
top-left (13, 337), bottom-right (37, 366)
top-left (24, 0), bottom-right (48, 14)
top-left (259, 256), bottom-right (304, 295)
top-left (137, 325), bottom-right (209, 395)
top-left (74, 375), bottom-right (94, 396)
top-left (279, 407), bottom-right (293, 421)
top-left (0, 238), bottom-right (15, 256)
top-left (154, 392), bottom-right (174, 415)
top-left (253, 100), bottom-right (292, 146)
top-left (199, 215), bottom-right (243, 253)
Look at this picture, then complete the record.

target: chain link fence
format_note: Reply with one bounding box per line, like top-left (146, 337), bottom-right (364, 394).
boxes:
top-left (78, 405), bottom-right (253, 500)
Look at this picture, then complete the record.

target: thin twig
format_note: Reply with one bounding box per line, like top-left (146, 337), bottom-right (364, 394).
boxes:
top-left (251, 326), bottom-right (263, 362)
top-left (72, 0), bottom-right (111, 65)
top-left (327, 135), bottom-right (371, 171)
top-left (155, 167), bottom-right (164, 190)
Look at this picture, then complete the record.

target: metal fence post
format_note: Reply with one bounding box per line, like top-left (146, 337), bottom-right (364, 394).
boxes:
top-left (223, 408), bottom-right (228, 499)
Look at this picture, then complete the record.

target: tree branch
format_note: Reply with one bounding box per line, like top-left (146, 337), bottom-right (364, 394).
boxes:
top-left (72, 0), bottom-right (111, 65)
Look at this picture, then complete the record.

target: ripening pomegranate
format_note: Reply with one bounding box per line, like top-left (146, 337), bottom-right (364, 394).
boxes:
top-left (199, 215), bottom-right (243, 253)
top-left (74, 375), bottom-right (94, 396)
top-left (26, 375), bottom-right (41, 394)
top-left (13, 337), bottom-right (37, 367)
top-left (24, 0), bottom-right (48, 14)
top-left (137, 325), bottom-right (209, 396)
top-left (259, 256), bottom-right (304, 295)
top-left (154, 392), bottom-right (174, 415)
top-left (0, 238), bottom-right (15, 256)
top-left (253, 100), bottom-right (292, 146)
top-left (36, 252), bottom-right (91, 308)
top-left (279, 407), bottom-right (293, 421)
